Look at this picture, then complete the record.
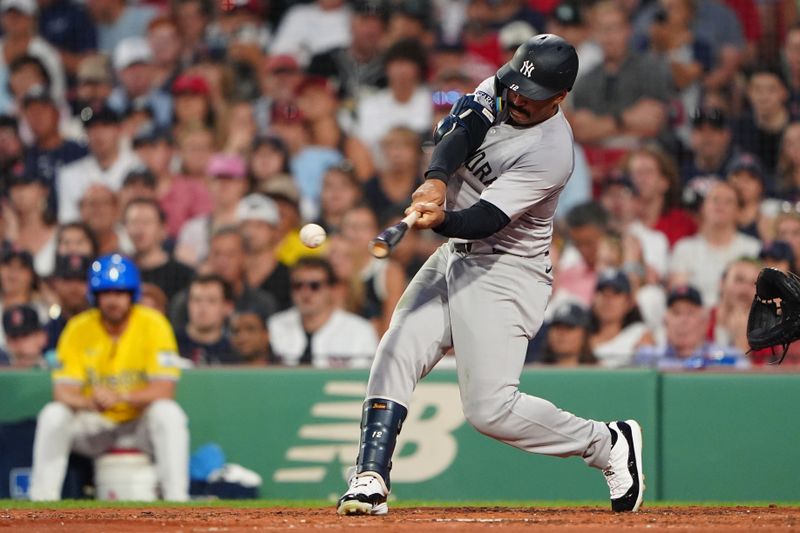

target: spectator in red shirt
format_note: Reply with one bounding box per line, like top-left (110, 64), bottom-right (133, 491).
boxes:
top-left (624, 145), bottom-right (697, 247)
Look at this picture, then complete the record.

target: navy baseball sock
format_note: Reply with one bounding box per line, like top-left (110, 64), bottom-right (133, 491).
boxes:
top-left (356, 398), bottom-right (407, 490)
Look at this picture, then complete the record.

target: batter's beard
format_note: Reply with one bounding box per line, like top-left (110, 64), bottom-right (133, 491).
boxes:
top-left (507, 106), bottom-right (532, 127)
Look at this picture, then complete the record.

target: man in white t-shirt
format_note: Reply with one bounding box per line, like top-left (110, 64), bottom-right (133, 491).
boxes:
top-left (268, 257), bottom-right (377, 368)
top-left (355, 39), bottom-right (432, 157)
top-left (669, 181), bottom-right (760, 307)
top-left (56, 105), bottom-right (141, 223)
top-left (269, 0), bottom-right (351, 66)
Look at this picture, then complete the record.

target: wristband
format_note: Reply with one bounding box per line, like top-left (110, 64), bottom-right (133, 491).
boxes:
top-left (424, 169), bottom-right (449, 183)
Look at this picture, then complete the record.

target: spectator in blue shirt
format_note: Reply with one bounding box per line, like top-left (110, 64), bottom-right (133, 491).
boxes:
top-left (633, 285), bottom-right (748, 369)
top-left (37, 0), bottom-right (97, 78)
top-left (21, 85), bottom-right (87, 218)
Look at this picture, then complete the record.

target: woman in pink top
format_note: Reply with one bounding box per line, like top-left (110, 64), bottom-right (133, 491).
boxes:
top-left (132, 124), bottom-right (214, 239)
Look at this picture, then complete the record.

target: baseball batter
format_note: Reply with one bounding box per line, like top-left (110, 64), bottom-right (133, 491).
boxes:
top-left (337, 35), bottom-right (644, 515)
top-left (29, 254), bottom-right (189, 501)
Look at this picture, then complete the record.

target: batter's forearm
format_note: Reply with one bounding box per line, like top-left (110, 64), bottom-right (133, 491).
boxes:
top-left (433, 199), bottom-right (510, 239)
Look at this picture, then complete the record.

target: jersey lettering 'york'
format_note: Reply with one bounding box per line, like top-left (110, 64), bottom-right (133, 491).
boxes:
top-left (450, 76), bottom-right (575, 258)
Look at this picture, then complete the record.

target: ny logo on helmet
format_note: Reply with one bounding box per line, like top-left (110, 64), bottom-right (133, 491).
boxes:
top-left (520, 60), bottom-right (535, 78)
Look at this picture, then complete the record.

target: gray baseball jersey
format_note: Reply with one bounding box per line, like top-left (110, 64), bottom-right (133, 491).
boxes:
top-left (447, 77), bottom-right (575, 258)
top-left (363, 78), bottom-right (613, 475)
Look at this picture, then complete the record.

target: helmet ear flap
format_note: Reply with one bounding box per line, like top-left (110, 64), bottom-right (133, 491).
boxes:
top-left (493, 76), bottom-right (509, 124)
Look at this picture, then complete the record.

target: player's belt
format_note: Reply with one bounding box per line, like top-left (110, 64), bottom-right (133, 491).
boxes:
top-left (452, 241), bottom-right (549, 258)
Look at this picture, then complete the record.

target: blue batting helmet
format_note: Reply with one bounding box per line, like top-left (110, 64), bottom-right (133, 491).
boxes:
top-left (87, 254), bottom-right (141, 305)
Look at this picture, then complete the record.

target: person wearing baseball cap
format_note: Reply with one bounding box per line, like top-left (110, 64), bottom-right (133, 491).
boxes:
top-left (258, 175), bottom-right (319, 267)
top-left (1, 304), bottom-right (47, 368)
top-left (498, 21), bottom-right (536, 63)
top-left (171, 73), bottom-right (214, 140)
top-left (546, 1), bottom-right (601, 82)
top-left (538, 301), bottom-right (595, 366)
top-left (633, 285), bottom-right (747, 369)
top-left (237, 194), bottom-right (291, 311)
top-left (75, 54), bottom-right (114, 112)
top-left (759, 240), bottom-right (795, 272)
top-left (260, 54), bottom-right (304, 108)
top-left (57, 102), bottom-right (141, 223)
top-left (44, 253), bottom-right (92, 352)
top-left (108, 36), bottom-right (172, 129)
top-left (6, 158), bottom-right (58, 276)
top-left (20, 84), bottom-right (88, 220)
top-left (174, 153), bottom-right (249, 266)
top-left (589, 269), bottom-right (653, 368)
top-left (0, 0), bottom-right (67, 110)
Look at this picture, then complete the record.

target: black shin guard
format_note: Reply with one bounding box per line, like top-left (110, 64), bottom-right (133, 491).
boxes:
top-left (355, 398), bottom-right (407, 489)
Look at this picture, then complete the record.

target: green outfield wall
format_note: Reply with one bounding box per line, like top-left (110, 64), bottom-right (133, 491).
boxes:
top-left (1, 368), bottom-right (797, 502)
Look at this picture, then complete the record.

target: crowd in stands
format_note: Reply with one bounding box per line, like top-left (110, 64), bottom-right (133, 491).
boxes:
top-left (2, 0), bottom-right (800, 370)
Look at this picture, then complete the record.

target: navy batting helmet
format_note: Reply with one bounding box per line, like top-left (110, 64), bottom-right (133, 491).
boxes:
top-left (495, 34), bottom-right (579, 101)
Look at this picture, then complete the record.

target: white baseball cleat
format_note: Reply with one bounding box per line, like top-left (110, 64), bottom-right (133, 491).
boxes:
top-left (336, 472), bottom-right (389, 516)
top-left (604, 420), bottom-right (645, 512)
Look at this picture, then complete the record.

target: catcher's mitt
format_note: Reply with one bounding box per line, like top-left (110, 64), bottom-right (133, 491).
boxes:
top-left (746, 267), bottom-right (800, 364)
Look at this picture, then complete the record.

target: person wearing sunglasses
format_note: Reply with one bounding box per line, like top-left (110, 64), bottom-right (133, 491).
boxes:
top-left (267, 256), bottom-right (377, 368)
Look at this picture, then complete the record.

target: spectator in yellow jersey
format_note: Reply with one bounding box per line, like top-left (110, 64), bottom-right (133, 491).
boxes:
top-left (29, 254), bottom-right (189, 501)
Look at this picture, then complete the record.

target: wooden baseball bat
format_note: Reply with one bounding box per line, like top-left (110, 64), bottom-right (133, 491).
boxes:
top-left (369, 210), bottom-right (420, 258)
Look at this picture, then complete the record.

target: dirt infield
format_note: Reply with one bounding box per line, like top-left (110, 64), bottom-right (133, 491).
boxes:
top-left (2, 506), bottom-right (799, 532)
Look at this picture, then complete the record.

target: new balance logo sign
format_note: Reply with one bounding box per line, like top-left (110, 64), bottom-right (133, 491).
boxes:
top-left (273, 381), bottom-right (465, 485)
top-left (520, 60), bottom-right (535, 77)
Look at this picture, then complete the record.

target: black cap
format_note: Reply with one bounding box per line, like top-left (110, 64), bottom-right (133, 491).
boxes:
top-left (21, 84), bottom-right (55, 108)
top-left (667, 285), bottom-right (703, 307)
top-left (596, 269), bottom-right (631, 294)
top-left (549, 301), bottom-right (590, 328)
top-left (759, 240), bottom-right (795, 264)
top-left (690, 107), bottom-right (728, 129)
top-left (2, 304), bottom-right (42, 338)
top-left (79, 105), bottom-right (120, 127)
top-left (1, 248), bottom-right (34, 270)
top-left (252, 134), bottom-right (288, 153)
top-left (124, 96), bottom-right (154, 119)
top-left (5, 160), bottom-right (44, 187)
top-left (54, 253), bottom-right (92, 280)
top-left (553, 1), bottom-right (582, 26)
top-left (393, 0), bottom-right (431, 26)
top-left (726, 152), bottom-right (764, 181)
top-left (122, 165), bottom-right (157, 188)
top-left (132, 122), bottom-right (172, 147)
top-left (602, 173), bottom-right (637, 194)
top-left (352, 0), bottom-right (390, 21)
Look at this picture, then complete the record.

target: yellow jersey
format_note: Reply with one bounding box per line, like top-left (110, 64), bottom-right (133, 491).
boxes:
top-left (52, 305), bottom-right (182, 423)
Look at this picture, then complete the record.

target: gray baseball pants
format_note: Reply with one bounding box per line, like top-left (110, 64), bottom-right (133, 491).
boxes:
top-left (366, 242), bottom-right (612, 469)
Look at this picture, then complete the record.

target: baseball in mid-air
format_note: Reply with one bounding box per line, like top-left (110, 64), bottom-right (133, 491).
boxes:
top-left (300, 223), bottom-right (327, 248)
